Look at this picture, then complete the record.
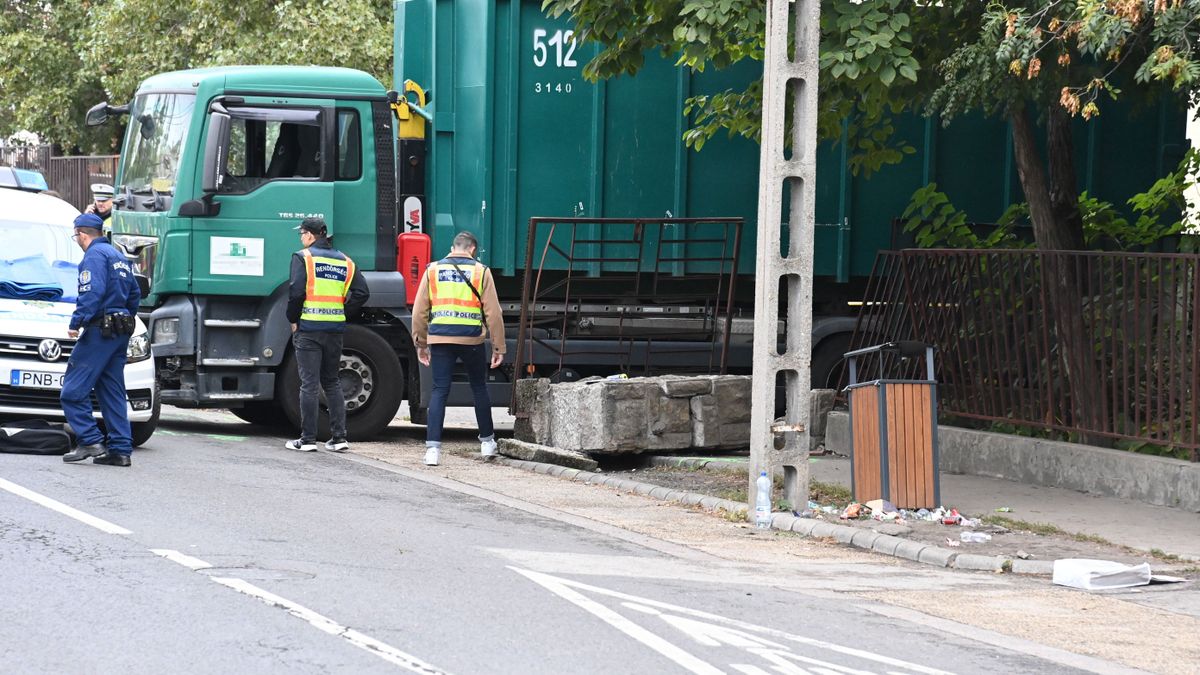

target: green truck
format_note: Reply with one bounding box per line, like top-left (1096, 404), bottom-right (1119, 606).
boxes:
top-left (89, 0), bottom-right (1187, 439)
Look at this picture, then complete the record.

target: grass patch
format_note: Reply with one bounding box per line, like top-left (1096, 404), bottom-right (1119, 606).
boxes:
top-left (985, 515), bottom-right (1117, 547)
top-left (1150, 548), bottom-right (1184, 562)
top-left (718, 480), bottom-right (850, 511)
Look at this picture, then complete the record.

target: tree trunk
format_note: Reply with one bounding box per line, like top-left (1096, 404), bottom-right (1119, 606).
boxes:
top-left (1046, 105), bottom-right (1086, 249)
top-left (1008, 105), bottom-right (1108, 445)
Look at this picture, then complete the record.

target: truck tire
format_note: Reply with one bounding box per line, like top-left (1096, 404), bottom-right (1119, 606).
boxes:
top-left (230, 401), bottom-right (288, 427)
top-left (811, 333), bottom-right (853, 392)
top-left (130, 392), bottom-right (161, 448)
top-left (278, 325), bottom-right (405, 440)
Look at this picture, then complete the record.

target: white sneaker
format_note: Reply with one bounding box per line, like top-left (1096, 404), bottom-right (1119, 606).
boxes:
top-left (325, 438), bottom-right (349, 453)
top-left (480, 438), bottom-right (498, 458)
top-left (424, 447), bottom-right (440, 466)
top-left (285, 439), bottom-right (317, 452)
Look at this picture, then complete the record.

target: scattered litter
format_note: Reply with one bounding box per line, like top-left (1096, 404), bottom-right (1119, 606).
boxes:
top-left (841, 503), bottom-right (863, 519)
top-left (946, 538), bottom-right (961, 547)
top-left (864, 499), bottom-right (897, 514)
top-left (1052, 559), bottom-right (1185, 590)
top-left (960, 531), bottom-right (992, 543)
top-left (1016, 550), bottom-right (1033, 560)
top-left (995, 507), bottom-right (1014, 513)
top-left (605, 373), bottom-right (629, 380)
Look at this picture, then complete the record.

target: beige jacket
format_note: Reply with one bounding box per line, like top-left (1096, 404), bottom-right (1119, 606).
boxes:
top-left (411, 255), bottom-right (506, 354)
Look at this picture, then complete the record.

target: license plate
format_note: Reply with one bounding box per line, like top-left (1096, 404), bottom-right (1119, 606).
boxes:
top-left (10, 370), bottom-right (66, 390)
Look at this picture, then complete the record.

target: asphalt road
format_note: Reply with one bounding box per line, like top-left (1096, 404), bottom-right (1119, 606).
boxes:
top-left (0, 409), bottom-right (1094, 674)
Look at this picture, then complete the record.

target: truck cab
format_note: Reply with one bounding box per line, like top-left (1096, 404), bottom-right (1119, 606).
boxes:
top-left (96, 67), bottom-right (413, 438)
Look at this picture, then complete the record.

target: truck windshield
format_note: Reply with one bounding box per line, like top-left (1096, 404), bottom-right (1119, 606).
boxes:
top-left (118, 92), bottom-right (196, 197)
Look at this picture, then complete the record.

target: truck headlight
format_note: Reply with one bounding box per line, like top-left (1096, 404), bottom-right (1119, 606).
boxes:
top-left (152, 317), bottom-right (179, 346)
top-left (127, 333), bottom-right (151, 362)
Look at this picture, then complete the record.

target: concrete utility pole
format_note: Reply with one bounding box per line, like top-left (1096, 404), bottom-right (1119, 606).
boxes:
top-left (749, 0), bottom-right (820, 514)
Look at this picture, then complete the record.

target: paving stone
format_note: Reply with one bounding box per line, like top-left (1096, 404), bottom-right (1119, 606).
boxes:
top-left (893, 539), bottom-right (928, 562)
top-left (952, 554), bottom-right (1006, 572)
top-left (870, 534), bottom-right (905, 556)
top-left (918, 547), bottom-right (956, 568)
top-left (498, 439), bottom-right (599, 471)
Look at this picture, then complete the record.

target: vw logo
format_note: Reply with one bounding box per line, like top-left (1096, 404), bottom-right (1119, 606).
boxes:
top-left (38, 339), bottom-right (62, 362)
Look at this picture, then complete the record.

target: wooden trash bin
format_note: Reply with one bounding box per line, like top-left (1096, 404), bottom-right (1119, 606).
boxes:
top-left (844, 341), bottom-right (940, 509)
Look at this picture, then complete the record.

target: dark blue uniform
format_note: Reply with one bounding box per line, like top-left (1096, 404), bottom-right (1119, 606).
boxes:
top-left (60, 237), bottom-right (141, 455)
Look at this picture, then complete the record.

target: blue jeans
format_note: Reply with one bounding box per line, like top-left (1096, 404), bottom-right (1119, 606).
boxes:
top-left (427, 343), bottom-right (493, 444)
top-left (60, 328), bottom-right (132, 455)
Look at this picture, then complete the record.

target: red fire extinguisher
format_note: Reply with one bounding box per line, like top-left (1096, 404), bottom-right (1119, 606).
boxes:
top-left (397, 232), bottom-right (431, 306)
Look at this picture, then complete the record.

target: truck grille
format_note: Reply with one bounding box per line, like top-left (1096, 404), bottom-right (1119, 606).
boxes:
top-left (0, 336), bottom-right (75, 362)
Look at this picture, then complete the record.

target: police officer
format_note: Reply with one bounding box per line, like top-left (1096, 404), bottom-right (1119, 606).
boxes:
top-left (411, 231), bottom-right (506, 466)
top-left (85, 184), bottom-right (114, 224)
top-left (284, 217), bottom-right (370, 453)
top-left (61, 213), bottom-right (141, 467)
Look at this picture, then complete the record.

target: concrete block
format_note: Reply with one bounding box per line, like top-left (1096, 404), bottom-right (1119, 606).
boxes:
top-left (664, 490), bottom-right (686, 502)
top-left (719, 422), bottom-right (752, 448)
top-left (559, 468), bottom-right (580, 480)
top-left (870, 534), bottom-right (905, 557)
top-left (658, 376), bottom-right (713, 398)
top-left (810, 389), bottom-right (836, 450)
top-left (771, 513), bottom-right (797, 531)
top-left (681, 492), bottom-right (705, 506)
top-left (649, 487), bottom-right (672, 500)
top-left (633, 483), bottom-right (655, 496)
top-left (826, 411), bottom-right (852, 458)
top-left (690, 395), bottom-right (720, 449)
top-left (808, 522), bottom-right (840, 539)
top-left (952, 554), bottom-right (1006, 572)
top-left (893, 539), bottom-right (928, 562)
top-left (850, 529), bottom-right (881, 549)
top-left (574, 471), bottom-right (597, 482)
top-left (512, 378), bottom-right (553, 443)
top-left (712, 376), bottom-right (752, 423)
top-left (1010, 559), bottom-right (1055, 576)
top-left (917, 547), bottom-right (956, 568)
top-left (790, 518), bottom-right (819, 535)
top-left (831, 525), bottom-right (858, 545)
top-left (699, 496), bottom-right (721, 510)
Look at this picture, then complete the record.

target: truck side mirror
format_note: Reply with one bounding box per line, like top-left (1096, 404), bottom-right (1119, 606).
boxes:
top-left (134, 273), bottom-right (151, 297)
top-left (86, 101), bottom-right (131, 126)
top-left (201, 111), bottom-right (231, 194)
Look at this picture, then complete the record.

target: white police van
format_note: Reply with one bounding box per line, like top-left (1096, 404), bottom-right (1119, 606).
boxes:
top-left (0, 189), bottom-right (158, 445)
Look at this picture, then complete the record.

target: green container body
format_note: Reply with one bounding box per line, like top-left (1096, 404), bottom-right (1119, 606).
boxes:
top-left (397, 0), bottom-right (1188, 282)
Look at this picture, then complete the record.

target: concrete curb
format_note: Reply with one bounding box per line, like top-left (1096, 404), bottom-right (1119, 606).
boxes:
top-left (494, 456), bottom-right (1049, 576)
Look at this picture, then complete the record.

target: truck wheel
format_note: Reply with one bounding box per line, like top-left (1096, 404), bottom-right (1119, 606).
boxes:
top-left (278, 326), bottom-right (405, 440)
top-left (811, 333), bottom-right (853, 392)
top-left (130, 392), bottom-right (161, 448)
top-left (230, 401), bottom-right (288, 427)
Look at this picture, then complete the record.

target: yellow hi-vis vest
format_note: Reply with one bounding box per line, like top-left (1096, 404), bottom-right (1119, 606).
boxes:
top-left (300, 248), bottom-right (356, 324)
top-left (427, 257), bottom-right (485, 337)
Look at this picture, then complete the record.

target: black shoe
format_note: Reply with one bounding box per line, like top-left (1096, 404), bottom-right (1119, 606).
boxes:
top-left (63, 443), bottom-right (106, 463)
top-left (93, 452), bottom-right (131, 467)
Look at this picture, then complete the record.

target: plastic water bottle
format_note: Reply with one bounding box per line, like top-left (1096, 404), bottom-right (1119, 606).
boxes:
top-left (754, 471), bottom-right (772, 529)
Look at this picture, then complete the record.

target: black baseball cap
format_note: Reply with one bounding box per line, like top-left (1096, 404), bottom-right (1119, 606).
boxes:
top-left (294, 217), bottom-right (328, 235)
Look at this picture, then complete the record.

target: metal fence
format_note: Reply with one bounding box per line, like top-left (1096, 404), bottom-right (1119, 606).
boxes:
top-left (850, 249), bottom-right (1200, 460)
top-left (0, 144), bottom-right (117, 211)
top-left (511, 217), bottom-right (743, 390)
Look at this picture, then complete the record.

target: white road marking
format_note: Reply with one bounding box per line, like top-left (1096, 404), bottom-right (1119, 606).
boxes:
top-left (149, 548), bottom-right (213, 570)
top-left (513, 568), bottom-right (726, 675)
top-left (514, 568), bottom-right (954, 675)
top-left (0, 476), bottom-right (131, 535)
top-left (209, 576), bottom-right (447, 674)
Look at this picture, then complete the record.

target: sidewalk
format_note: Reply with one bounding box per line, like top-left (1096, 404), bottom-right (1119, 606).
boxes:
top-left (656, 454), bottom-right (1200, 562)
